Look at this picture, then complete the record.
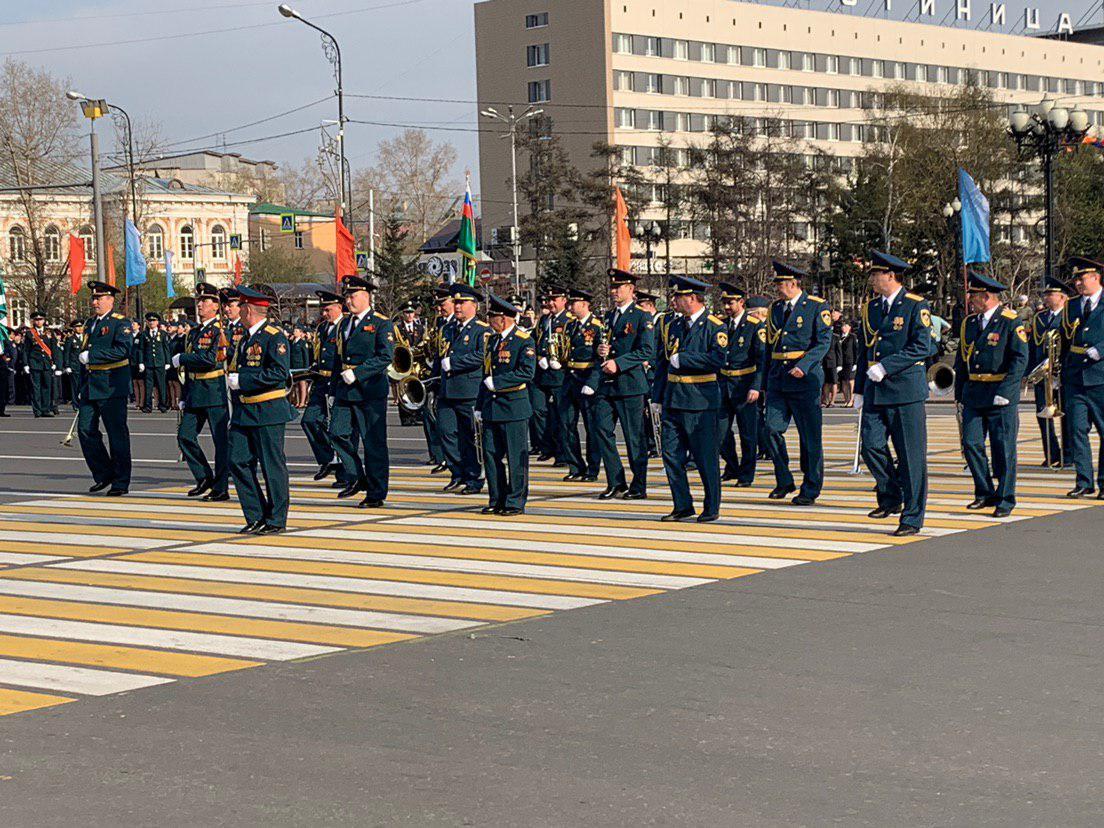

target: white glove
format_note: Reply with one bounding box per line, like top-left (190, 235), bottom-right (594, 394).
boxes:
top-left (549, 359), bottom-right (562, 370)
top-left (538, 357), bottom-right (549, 370)
top-left (994, 395), bottom-right (1010, 407)
top-left (581, 385), bottom-right (595, 396)
top-left (22, 366), bottom-right (29, 374)
top-left (1088, 347), bottom-right (1101, 362)
top-left (669, 353), bottom-right (680, 369)
top-left (65, 367), bottom-right (72, 375)
top-left (178, 400), bottom-right (185, 411)
top-left (227, 373), bottom-right (240, 391)
top-left (326, 396), bottom-right (335, 409)
top-left (172, 354), bottom-right (181, 369)
top-left (341, 368), bottom-right (357, 385)
top-left (139, 363), bottom-right (145, 373)
top-left (866, 363), bottom-right (887, 383)
top-left (483, 376), bottom-right (495, 391)
top-left (440, 356), bottom-right (452, 373)
top-left (78, 350), bottom-right (89, 365)
top-left (853, 393), bottom-right (863, 411)
top-left (474, 410), bottom-right (483, 424)
top-left (53, 370), bottom-right (62, 376)
top-left (163, 364), bottom-right (170, 370)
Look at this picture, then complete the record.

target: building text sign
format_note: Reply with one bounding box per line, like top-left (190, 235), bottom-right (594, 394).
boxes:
top-left (831, 1), bottom-right (1076, 35)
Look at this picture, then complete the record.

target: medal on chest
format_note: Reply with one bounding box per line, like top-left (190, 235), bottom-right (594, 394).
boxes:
top-left (986, 331), bottom-right (1001, 346)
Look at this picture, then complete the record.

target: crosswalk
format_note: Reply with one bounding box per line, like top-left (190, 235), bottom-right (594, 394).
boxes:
top-left (0, 410), bottom-right (1098, 717)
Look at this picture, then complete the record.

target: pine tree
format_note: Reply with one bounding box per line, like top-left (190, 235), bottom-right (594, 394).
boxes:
top-left (373, 212), bottom-right (422, 312)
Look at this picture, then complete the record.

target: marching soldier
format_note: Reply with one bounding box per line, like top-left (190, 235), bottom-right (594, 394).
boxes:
top-left (128, 320), bottom-right (144, 410)
top-left (77, 281), bottom-right (133, 496)
top-left (21, 311), bottom-right (58, 417)
top-left (533, 285), bottom-right (570, 463)
top-left (761, 261), bottom-right (833, 505)
top-left (476, 293), bottom-right (536, 515)
top-left (289, 325), bottom-right (311, 408)
top-left (593, 268), bottom-right (654, 499)
top-left (853, 251), bottom-right (933, 537)
top-left (393, 301), bottom-right (425, 427)
top-left (138, 312), bottom-right (171, 413)
top-left (173, 282), bottom-right (230, 502)
top-left (328, 275), bottom-right (394, 509)
top-left (1029, 276), bottom-right (1072, 468)
top-left (560, 287), bottom-right (603, 483)
top-left (63, 321), bottom-right (84, 410)
top-left (659, 274), bottom-right (726, 522)
top-left (301, 290), bottom-right (345, 482)
top-left (166, 321), bottom-right (185, 410)
top-left (226, 286), bottom-right (294, 534)
top-left (437, 284), bottom-right (488, 495)
top-left (953, 271), bottom-right (1029, 517)
top-left (1061, 256), bottom-right (1104, 499)
top-left (220, 288), bottom-right (247, 374)
top-left (423, 285), bottom-right (453, 474)
top-left (717, 283), bottom-right (765, 488)
top-left (636, 290), bottom-right (662, 459)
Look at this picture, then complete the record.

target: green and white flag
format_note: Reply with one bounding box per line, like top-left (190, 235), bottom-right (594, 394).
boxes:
top-left (0, 265), bottom-right (9, 342)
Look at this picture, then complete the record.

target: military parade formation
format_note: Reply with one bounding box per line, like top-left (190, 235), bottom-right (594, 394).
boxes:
top-left (3, 252), bottom-right (1104, 537)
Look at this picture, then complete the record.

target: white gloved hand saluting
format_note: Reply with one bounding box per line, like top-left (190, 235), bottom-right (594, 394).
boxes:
top-left (866, 363), bottom-right (887, 383)
top-left (341, 368), bottom-right (356, 385)
top-left (581, 385), bottom-right (595, 396)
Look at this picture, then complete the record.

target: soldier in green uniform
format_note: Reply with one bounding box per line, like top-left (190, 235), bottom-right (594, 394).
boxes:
top-left (437, 284), bottom-right (488, 494)
top-left (77, 282), bottom-right (133, 495)
top-left (761, 261), bottom-right (833, 505)
top-left (592, 268), bottom-right (654, 499)
top-left (1061, 256), bottom-right (1104, 499)
top-left (853, 251), bottom-right (934, 537)
top-left (659, 274), bottom-right (727, 522)
top-left (476, 293), bottom-right (536, 515)
top-left (226, 286), bottom-right (294, 534)
top-left (1029, 276), bottom-right (1072, 468)
top-left (173, 282), bottom-right (231, 502)
top-left (636, 290), bottom-right (661, 458)
top-left (327, 275), bottom-right (394, 509)
top-left (423, 285), bottom-right (453, 474)
top-left (220, 288), bottom-right (247, 377)
top-left (717, 283), bottom-right (765, 487)
top-left (21, 311), bottom-right (58, 417)
top-left (62, 321), bottom-right (84, 410)
top-left (533, 286), bottom-right (570, 463)
top-left (953, 271), bottom-right (1029, 517)
top-left (138, 312), bottom-right (171, 413)
top-left (301, 291), bottom-right (345, 481)
top-left (560, 288), bottom-right (604, 483)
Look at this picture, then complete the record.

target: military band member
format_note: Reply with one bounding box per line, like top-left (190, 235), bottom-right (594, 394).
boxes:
top-left (329, 275), bottom-right (394, 509)
top-left (534, 285), bottom-right (570, 463)
top-left (394, 301), bottom-right (426, 427)
top-left (128, 320), bottom-right (144, 410)
top-left (302, 291), bottom-right (344, 481)
top-left (953, 271), bottom-right (1029, 517)
top-left (220, 288), bottom-right (246, 374)
top-left (424, 285), bottom-right (454, 474)
top-left (173, 282), bottom-right (230, 502)
top-left (717, 283), bottom-right (765, 487)
top-left (138, 312), bottom-right (171, 413)
top-left (1030, 276), bottom-right (1072, 468)
top-left (477, 293), bottom-right (536, 515)
top-left (63, 321), bottom-right (84, 410)
top-left (852, 251), bottom-right (933, 537)
top-left (77, 281), bottom-right (133, 495)
top-left (636, 290), bottom-right (661, 459)
top-left (1061, 256), bottom-right (1104, 499)
top-left (226, 286), bottom-right (293, 534)
top-left (437, 284), bottom-right (488, 494)
top-left (660, 275), bottom-right (726, 522)
top-left (560, 288), bottom-right (604, 483)
top-left (21, 311), bottom-right (58, 417)
top-left (591, 268), bottom-right (654, 499)
top-left (761, 261), bottom-right (833, 505)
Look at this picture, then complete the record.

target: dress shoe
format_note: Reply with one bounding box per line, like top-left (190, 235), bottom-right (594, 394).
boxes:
top-left (255, 524), bottom-right (284, 536)
top-left (893, 525), bottom-right (920, 537)
top-left (696, 513), bottom-right (719, 523)
top-left (768, 485), bottom-right (796, 500)
top-left (106, 488), bottom-right (127, 497)
top-left (0, 413), bottom-right (9, 417)
top-left (498, 507), bottom-right (524, 516)
top-left (238, 521), bottom-right (263, 534)
top-left (459, 483), bottom-right (483, 495)
top-left (430, 463), bottom-right (448, 475)
top-left (579, 475), bottom-right (599, 483)
top-left (734, 480), bottom-right (753, 488)
top-left (791, 495), bottom-right (816, 506)
top-left (89, 481), bottom-right (112, 493)
top-left (1067, 487), bottom-right (1095, 499)
top-left (537, 453), bottom-right (553, 462)
top-left (203, 491), bottom-right (230, 503)
top-left (647, 450), bottom-right (659, 459)
top-left (598, 483), bottom-right (628, 500)
top-left (312, 465), bottom-right (331, 481)
top-left (481, 506), bottom-right (501, 515)
top-left (337, 480), bottom-right (366, 499)
top-left (992, 507), bottom-right (1013, 518)
top-left (443, 479), bottom-right (464, 492)
top-left (358, 497), bottom-right (385, 509)
top-left (187, 479), bottom-right (212, 498)
top-left (622, 491), bottom-right (647, 500)
top-left (562, 473), bottom-right (583, 482)
top-left (1097, 491), bottom-right (1104, 500)
top-left (553, 461), bottom-right (568, 468)
top-left (966, 497), bottom-right (995, 510)
top-left (720, 471), bottom-right (739, 482)
top-left (661, 509), bottom-right (695, 522)
top-left (868, 505), bottom-right (902, 519)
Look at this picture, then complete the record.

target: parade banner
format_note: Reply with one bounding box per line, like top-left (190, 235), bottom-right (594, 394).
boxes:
top-left (164, 250), bottom-right (175, 299)
top-left (0, 266), bottom-right (8, 342)
top-left (458, 178), bottom-right (477, 286)
top-left (125, 219), bottom-right (148, 288)
top-left (614, 186), bottom-right (631, 272)
top-left (68, 234), bottom-right (85, 296)
top-left (958, 168), bottom-right (990, 265)
top-left (335, 213), bottom-right (356, 284)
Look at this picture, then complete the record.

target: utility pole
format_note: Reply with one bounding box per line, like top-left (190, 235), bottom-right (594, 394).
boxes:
top-left (78, 100), bottom-right (108, 283)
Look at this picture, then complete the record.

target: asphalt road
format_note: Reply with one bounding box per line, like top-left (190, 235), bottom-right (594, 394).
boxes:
top-left (1, 405), bottom-right (1103, 826)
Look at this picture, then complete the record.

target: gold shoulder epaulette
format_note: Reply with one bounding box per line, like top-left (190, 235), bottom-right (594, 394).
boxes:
top-left (374, 311), bottom-right (387, 320)
top-left (515, 329), bottom-right (531, 339)
top-left (592, 318), bottom-right (605, 328)
top-left (476, 319), bottom-right (490, 328)
top-left (1001, 308), bottom-right (1018, 320)
top-left (265, 324), bottom-right (281, 335)
top-left (708, 314), bottom-right (723, 325)
top-left (906, 292), bottom-right (924, 301)
top-left (808, 295), bottom-right (826, 304)
top-left (111, 313), bottom-right (124, 319)
top-left (212, 320), bottom-right (222, 328)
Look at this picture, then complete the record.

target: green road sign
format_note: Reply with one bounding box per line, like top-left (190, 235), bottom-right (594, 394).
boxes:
top-left (280, 214), bottom-right (296, 234)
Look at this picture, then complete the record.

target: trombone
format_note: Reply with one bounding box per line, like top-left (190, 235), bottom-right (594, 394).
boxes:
top-left (1026, 329), bottom-right (1063, 468)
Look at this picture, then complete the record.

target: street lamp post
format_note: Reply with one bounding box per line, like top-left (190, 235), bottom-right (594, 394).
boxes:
top-left (634, 220), bottom-right (662, 276)
top-left (942, 197), bottom-right (962, 307)
top-left (479, 105), bottom-right (544, 293)
top-left (68, 96), bottom-right (108, 283)
top-left (278, 4), bottom-right (348, 221)
top-left (1009, 96), bottom-right (1094, 288)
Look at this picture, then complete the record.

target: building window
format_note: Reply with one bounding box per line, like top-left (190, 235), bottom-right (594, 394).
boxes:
top-left (643, 73), bottom-right (661, 94)
top-left (801, 53), bottom-right (814, 72)
top-left (211, 225), bottom-right (227, 260)
top-left (615, 108), bottom-right (636, 129)
top-left (527, 79), bottom-right (551, 103)
top-left (644, 110), bottom-right (663, 131)
top-left (777, 50), bottom-right (791, 70)
top-left (147, 224), bottom-right (164, 260)
top-left (79, 226), bottom-right (96, 261)
top-left (700, 42), bottom-right (715, 63)
top-left (828, 123), bottom-right (841, 141)
top-left (728, 45), bottom-right (742, 65)
top-left (825, 55), bottom-right (839, 74)
top-left (871, 60), bottom-right (884, 78)
top-left (180, 225), bottom-right (194, 259)
top-left (44, 225), bottom-right (61, 263)
top-left (701, 79), bottom-right (716, 99)
top-left (527, 43), bottom-right (550, 67)
top-left (525, 12), bottom-right (548, 28)
top-left (613, 33), bottom-right (632, 54)
top-left (673, 39), bottom-right (689, 60)
top-left (8, 226), bottom-right (26, 262)
top-left (294, 231), bottom-right (304, 250)
top-left (848, 57), bottom-right (861, 75)
top-left (9, 297), bottom-right (28, 328)
top-left (259, 228), bottom-right (269, 252)
top-left (643, 36), bottom-right (660, 57)
top-left (614, 70), bottom-right (633, 92)
top-left (672, 76), bottom-right (689, 96)
top-left (750, 47), bottom-right (766, 68)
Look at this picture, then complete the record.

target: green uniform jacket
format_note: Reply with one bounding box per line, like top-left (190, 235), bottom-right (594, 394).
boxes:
top-left (139, 329), bottom-right (171, 368)
top-left (81, 313), bottom-right (133, 401)
top-left (478, 326), bottom-right (536, 422)
top-left (440, 317), bottom-right (490, 401)
top-left (231, 323), bottom-right (294, 427)
top-left (854, 291), bottom-right (933, 406)
top-left (1061, 296), bottom-right (1104, 387)
top-left (650, 310), bottom-right (676, 404)
top-left (953, 307), bottom-right (1029, 407)
top-left (1028, 308), bottom-right (1063, 368)
top-left (311, 317), bottom-right (342, 398)
top-left (178, 318), bottom-right (228, 410)
top-left (329, 310), bottom-right (394, 403)
top-left (720, 313), bottom-right (766, 401)
top-left (21, 329), bottom-right (57, 371)
top-left (663, 312), bottom-right (727, 411)
top-left (535, 309), bottom-right (570, 390)
top-left (566, 314), bottom-right (605, 393)
top-left (64, 337), bottom-right (82, 374)
top-left (290, 339), bottom-right (310, 371)
top-left (225, 320), bottom-right (247, 371)
top-left (762, 293), bottom-right (833, 392)
top-left (598, 303), bottom-right (654, 398)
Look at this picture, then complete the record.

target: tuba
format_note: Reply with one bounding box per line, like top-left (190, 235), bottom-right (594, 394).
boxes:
top-left (927, 362), bottom-right (955, 398)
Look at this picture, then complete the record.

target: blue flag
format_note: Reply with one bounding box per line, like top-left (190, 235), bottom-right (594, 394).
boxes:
top-left (164, 250), bottom-right (175, 299)
top-left (125, 219), bottom-right (148, 287)
top-left (958, 168), bottom-right (990, 265)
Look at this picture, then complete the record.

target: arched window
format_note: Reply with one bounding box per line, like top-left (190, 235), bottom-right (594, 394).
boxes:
top-left (146, 224), bottom-right (164, 260)
top-left (210, 224), bottom-right (227, 260)
top-left (10, 298), bottom-right (29, 328)
top-left (180, 225), bottom-right (194, 259)
top-left (44, 225), bottom-right (61, 263)
top-left (79, 225), bottom-right (96, 262)
top-left (8, 226), bottom-right (26, 262)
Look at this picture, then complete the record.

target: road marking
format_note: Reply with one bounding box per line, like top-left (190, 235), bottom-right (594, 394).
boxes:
top-left (0, 687), bottom-right (74, 716)
top-left (0, 657), bottom-right (173, 696)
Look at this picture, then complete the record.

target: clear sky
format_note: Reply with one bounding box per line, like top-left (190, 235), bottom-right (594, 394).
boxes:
top-left (2, 0), bottom-right (1102, 181)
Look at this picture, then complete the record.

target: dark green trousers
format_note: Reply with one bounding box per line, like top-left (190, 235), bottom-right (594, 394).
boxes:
top-left (593, 393), bottom-right (648, 494)
top-left (483, 419), bottom-right (529, 510)
top-left (861, 401), bottom-right (927, 529)
top-left (330, 399), bottom-right (389, 501)
top-left (78, 396), bottom-right (131, 490)
top-left (1067, 384), bottom-right (1104, 490)
top-left (30, 369), bottom-right (53, 416)
top-left (229, 422), bottom-right (289, 528)
top-left (558, 386), bottom-right (600, 478)
top-left (422, 391), bottom-right (444, 465)
top-left (301, 392), bottom-right (335, 467)
top-left (961, 403), bottom-right (1018, 511)
top-left (528, 385), bottom-right (548, 455)
top-left (144, 368), bottom-right (168, 411)
top-left (178, 405), bottom-right (230, 494)
top-left (437, 398), bottom-right (481, 486)
top-left (764, 387), bottom-right (824, 499)
top-left (661, 407), bottom-right (721, 516)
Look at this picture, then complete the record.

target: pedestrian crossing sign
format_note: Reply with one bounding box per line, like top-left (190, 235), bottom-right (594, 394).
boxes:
top-left (280, 214), bottom-right (296, 234)
top-left (355, 251), bottom-right (369, 272)
top-left (229, 234), bottom-right (242, 251)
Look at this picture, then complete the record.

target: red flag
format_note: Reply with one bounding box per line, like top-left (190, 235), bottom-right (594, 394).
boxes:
top-left (335, 213), bottom-right (356, 284)
top-left (614, 186), bottom-right (631, 272)
top-left (68, 234), bottom-right (85, 295)
top-left (107, 244), bottom-right (117, 287)
top-left (234, 255), bottom-right (244, 286)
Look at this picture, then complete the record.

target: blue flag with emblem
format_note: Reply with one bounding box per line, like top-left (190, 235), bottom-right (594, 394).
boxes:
top-left (958, 167), bottom-right (990, 265)
top-left (164, 249), bottom-right (175, 299)
top-left (124, 219), bottom-right (148, 287)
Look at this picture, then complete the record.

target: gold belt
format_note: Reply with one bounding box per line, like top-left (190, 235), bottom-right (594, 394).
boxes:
top-left (968, 373), bottom-right (1007, 382)
top-left (772, 350), bottom-right (806, 360)
top-left (722, 366), bottom-right (756, 377)
top-left (317, 369), bottom-right (333, 377)
top-left (568, 361), bottom-right (595, 369)
top-left (88, 359), bottom-right (129, 372)
top-left (191, 369), bottom-right (224, 380)
top-left (669, 373), bottom-right (717, 384)
top-left (1070, 346), bottom-right (1088, 354)
top-left (240, 388), bottom-right (287, 404)
top-left (495, 383), bottom-right (527, 393)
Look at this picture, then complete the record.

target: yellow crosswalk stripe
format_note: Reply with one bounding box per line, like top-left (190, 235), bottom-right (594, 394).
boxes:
top-left (0, 505), bottom-right (333, 530)
top-left (0, 634), bottom-right (260, 677)
top-left (0, 687), bottom-right (74, 716)
top-left (0, 520), bottom-right (231, 543)
top-left (0, 541), bottom-right (122, 558)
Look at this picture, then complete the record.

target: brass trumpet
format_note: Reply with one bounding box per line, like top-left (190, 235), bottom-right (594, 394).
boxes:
top-left (927, 363), bottom-right (955, 398)
top-left (1027, 329), bottom-right (1063, 420)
